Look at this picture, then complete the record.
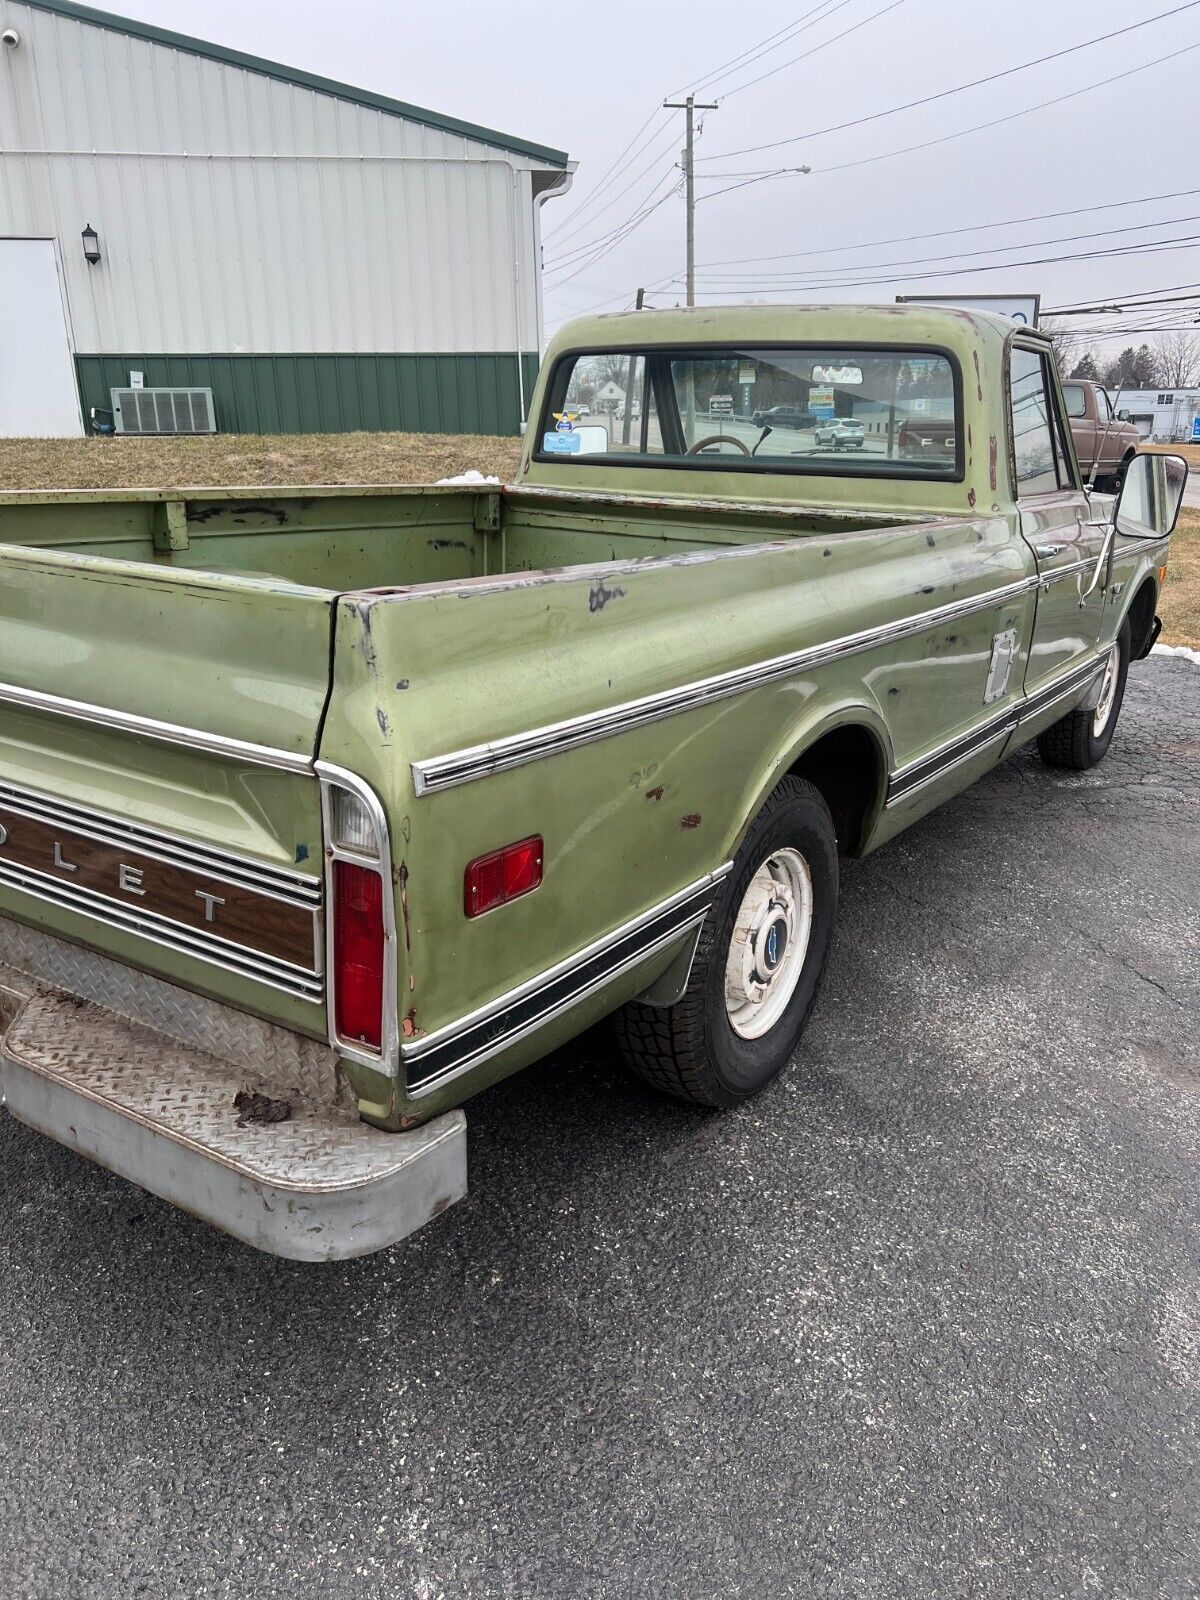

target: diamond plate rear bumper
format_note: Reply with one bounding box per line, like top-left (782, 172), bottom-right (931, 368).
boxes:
top-left (0, 960), bottom-right (466, 1262)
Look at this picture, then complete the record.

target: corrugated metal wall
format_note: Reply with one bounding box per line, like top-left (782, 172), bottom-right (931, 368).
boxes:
top-left (75, 352), bottom-right (541, 436)
top-left (0, 1), bottom-right (565, 433)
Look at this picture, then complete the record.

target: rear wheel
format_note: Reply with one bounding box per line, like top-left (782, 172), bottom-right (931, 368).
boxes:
top-left (1036, 622), bottom-right (1130, 771)
top-left (613, 777), bottom-right (838, 1107)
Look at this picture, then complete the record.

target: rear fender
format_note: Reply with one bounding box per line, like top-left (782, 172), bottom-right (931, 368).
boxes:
top-left (724, 699), bottom-right (893, 863)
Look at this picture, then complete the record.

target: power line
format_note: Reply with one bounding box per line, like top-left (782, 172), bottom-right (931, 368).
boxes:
top-left (1045, 279), bottom-right (1200, 312)
top-left (546, 0), bottom-right (854, 242)
top-left (690, 211), bottom-right (1200, 283)
top-left (695, 0), bottom-right (1200, 161)
top-left (685, 232), bottom-right (1200, 295)
top-left (687, 187), bottom-right (1200, 270)
top-left (666, 0), bottom-right (854, 99)
top-left (716, 0), bottom-right (908, 101)
top-left (545, 181), bottom-right (682, 289)
top-left (695, 38), bottom-right (1200, 203)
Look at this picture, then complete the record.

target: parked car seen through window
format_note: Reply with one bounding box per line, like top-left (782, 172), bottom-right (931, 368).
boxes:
top-left (539, 346), bottom-right (960, 478)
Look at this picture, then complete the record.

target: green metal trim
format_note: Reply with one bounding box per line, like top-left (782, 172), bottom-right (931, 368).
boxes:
top-left (76, 352), bottom-right (541, 437)
top-left (21, 0), bottom-right (569, 167)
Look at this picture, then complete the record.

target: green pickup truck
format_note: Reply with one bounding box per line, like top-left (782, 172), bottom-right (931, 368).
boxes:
top-left (0, 306), bottom-right (1186, 1259)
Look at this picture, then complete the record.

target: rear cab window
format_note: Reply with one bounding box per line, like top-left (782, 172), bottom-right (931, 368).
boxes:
top-left (536, 345), bottom-right (963, 480)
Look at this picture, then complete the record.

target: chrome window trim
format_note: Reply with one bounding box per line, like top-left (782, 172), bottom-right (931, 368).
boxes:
top-left (402, 865), bottom-right (732, 1099)
top-left (0, 679), bottom-right (313, 774)
top-left (0, 778), bottom-right (319, 904)
top-left (411, 576), bottom-right (1039, 795)
top-left (316, 762), bottom-right (400, 1078)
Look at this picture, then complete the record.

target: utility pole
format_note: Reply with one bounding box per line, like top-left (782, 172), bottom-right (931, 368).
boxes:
top-left (663, 95), bottom-right (717, 307)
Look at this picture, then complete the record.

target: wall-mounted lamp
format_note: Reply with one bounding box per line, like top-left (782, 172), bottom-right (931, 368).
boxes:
top-left (81, 223), bottom-right (101, 265)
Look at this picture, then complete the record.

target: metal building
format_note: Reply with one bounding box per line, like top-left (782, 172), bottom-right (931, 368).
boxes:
top-left (1108, 388), bottom-right (1200, 444)
top-left (0, 0), bottom-right (572, 436)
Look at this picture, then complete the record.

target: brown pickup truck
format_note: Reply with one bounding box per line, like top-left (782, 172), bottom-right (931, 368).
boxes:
top-left (1061, 380), bottom-right (1139, 492)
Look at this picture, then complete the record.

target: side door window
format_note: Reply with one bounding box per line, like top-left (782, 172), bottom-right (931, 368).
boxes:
top-left (1010, 346), bottom-right (1072, 494)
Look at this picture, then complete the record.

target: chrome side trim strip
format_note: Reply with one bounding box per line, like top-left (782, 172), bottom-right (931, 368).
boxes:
top-left (0, 860), bottom-right (323, 1002)
top-left (412, 577), bottom-right (1038, 795)
top-left (0, 778), bottom-right (319, 904)
top-left (0, 680), bottom-right (313, 774)
top-left (884, 653), bottom-right (1102, 809)
top-left (403, 864), bottom-right (733, 1098)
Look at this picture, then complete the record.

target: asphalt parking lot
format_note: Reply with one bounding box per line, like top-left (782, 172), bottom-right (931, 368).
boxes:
top-left (1, 656), bottom-right (1197, 1600)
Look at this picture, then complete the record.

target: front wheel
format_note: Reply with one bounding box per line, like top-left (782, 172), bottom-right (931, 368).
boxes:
top-left (1036, 621), bottom-right (1130, 771)
top-left (613, 777), bottom-right (838, 1107)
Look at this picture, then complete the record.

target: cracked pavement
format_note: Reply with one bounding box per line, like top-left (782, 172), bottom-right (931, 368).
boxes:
top-left (0, 657), bottom-right (1197, 1599)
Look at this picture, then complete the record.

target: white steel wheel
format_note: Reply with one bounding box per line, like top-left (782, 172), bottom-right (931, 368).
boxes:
top-left (1092, 642), bottom-right (1121, 736)
top-left (723, 847), bottom-right (814, 1040)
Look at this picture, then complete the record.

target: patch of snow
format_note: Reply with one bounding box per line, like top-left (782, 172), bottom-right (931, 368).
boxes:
top-left (435, 469), bottom-right (501, 486)
top-left (1152, 643), bottom-right (1200, 666)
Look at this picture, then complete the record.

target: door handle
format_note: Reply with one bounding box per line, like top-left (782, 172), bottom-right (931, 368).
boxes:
top-left (1034, 542), bottom-right (1066, 558)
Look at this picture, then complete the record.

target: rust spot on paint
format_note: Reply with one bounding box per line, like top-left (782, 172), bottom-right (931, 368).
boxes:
top-left (967, 486), bottom-right (977, 508)
top-left (925, 533), bottom-right (936, 548)
top-left (397, 861), bottom-right (412, 953)
top-left (588, 578), bottom-right (627, 613)
top-left (376, 706), bottom-right (391, 738)
top-left (680, 813), bottom-right (702, 830)
top-left (396, 678), bottom-right (411, 690)
top-left (972, 351), bottom-right (983, 401)
top-left (402, 1008), bottom-right (420, 1038)
top-left (988, 435), bottom-right (998, 492)
top-left (645, 785), bottom-right (665, 802)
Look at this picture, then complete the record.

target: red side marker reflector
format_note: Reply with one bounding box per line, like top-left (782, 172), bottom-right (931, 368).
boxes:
top-left (333, 859), bottom-right (384, 1050)
top-left (465, 836), bottom-right (543, 918)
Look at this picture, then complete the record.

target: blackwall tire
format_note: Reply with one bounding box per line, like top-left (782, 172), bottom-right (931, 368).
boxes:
top-left (1036, 621), bottom-right (1131, 771)
top-left (613, 777), bottom-right (838, 1108)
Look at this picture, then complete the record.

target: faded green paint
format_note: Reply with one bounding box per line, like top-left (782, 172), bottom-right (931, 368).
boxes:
top-left (0, 307), bottom-right (1177, 1134)
top-left (75, 353), bottom-right (540, 437)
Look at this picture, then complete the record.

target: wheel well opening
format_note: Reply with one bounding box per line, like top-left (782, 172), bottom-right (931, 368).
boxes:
top-left (1125, 575), bottom-right (1158, 660)
top-left (789, 725), bottom-right (884, 857)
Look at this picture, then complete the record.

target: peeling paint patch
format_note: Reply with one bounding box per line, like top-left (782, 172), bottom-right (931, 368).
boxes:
top-left (680, 813), bottom-right (702, 830)
top-left (972, 350), bottom-right (983, 401)
top-left (967, 487), bottom-right (977, 508)
top-left (294, 843), bottom-right (309, 863)
top-left (645, 785), bottom-right (665, 802)
top-left (402, 1009), bottom-right (420, 1038)
top-left (589, 578), bottom-right (627, 613)
top-left (396, 678), bottom-right (411, 690)
top-left (427, 538), bottom-right (470, 551)
top-left (376, 706), bottom-right (391, 738)
top-left (925, 533), bottom-right (936, 548)
top-left (988, 435), bottom-right (998, 492)
top-left (398, 861), bottom-right (412, 953)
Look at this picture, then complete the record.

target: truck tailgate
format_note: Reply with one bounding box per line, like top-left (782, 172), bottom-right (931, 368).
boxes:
top-left (0, 542), bottom-right (335, 1033)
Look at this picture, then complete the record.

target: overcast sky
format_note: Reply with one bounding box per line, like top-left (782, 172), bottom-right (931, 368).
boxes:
top-left (120, 0), bottom-right (1199, 360)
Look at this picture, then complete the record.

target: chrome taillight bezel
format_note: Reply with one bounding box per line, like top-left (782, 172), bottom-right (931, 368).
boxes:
top-left (316, 762), bottom-right (398, 1074)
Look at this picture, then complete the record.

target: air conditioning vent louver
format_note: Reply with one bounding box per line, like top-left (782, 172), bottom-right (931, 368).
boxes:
top-left (110, 386), bottom-right (216, 435)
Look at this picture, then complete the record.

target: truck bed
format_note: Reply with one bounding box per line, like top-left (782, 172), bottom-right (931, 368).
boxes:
top-left (0, 483), bottom-right (917, 592)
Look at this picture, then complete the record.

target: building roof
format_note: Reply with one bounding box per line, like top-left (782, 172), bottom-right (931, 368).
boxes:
top-left (20, 0), bottom-right (570, 167)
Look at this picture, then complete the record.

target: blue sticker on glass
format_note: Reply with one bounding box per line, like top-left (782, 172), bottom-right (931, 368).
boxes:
top-left (543, 432), bottom-right (581, 454)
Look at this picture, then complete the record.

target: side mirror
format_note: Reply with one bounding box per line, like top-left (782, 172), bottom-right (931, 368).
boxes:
top-left (1113, 452), bottom-right (1188, 539)
top-left (1116, 410), bottom-right (1129, 421)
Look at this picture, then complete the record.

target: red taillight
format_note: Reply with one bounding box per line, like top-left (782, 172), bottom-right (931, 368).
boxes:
top-left (464, 836), bottom-right (543, 918)
top-left (897, 421), bottom-right (908, 448)
top-left (333, 860), bottom-right (384, 1050)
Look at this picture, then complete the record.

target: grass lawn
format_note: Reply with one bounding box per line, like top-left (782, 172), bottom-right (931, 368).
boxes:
top-left (1162, 507), bottom-right (1199, 649)
top-left (0, 431), bottom-right (522, 492)
top-left (0, 432), bottom-right (1196, 647)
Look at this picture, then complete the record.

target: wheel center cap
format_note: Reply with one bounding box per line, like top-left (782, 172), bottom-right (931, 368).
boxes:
top-left (758, 913), bottom-right (788, 977)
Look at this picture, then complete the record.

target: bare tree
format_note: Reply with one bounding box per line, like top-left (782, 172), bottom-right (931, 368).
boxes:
top-left (1038, 317), bottom-right (1083, 378)
top-left (1152, 330), bottom-right (1200, 388)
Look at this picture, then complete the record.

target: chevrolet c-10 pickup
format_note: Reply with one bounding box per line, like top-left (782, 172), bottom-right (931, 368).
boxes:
top-left (0, 305), bottom-right (1186, 1259)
